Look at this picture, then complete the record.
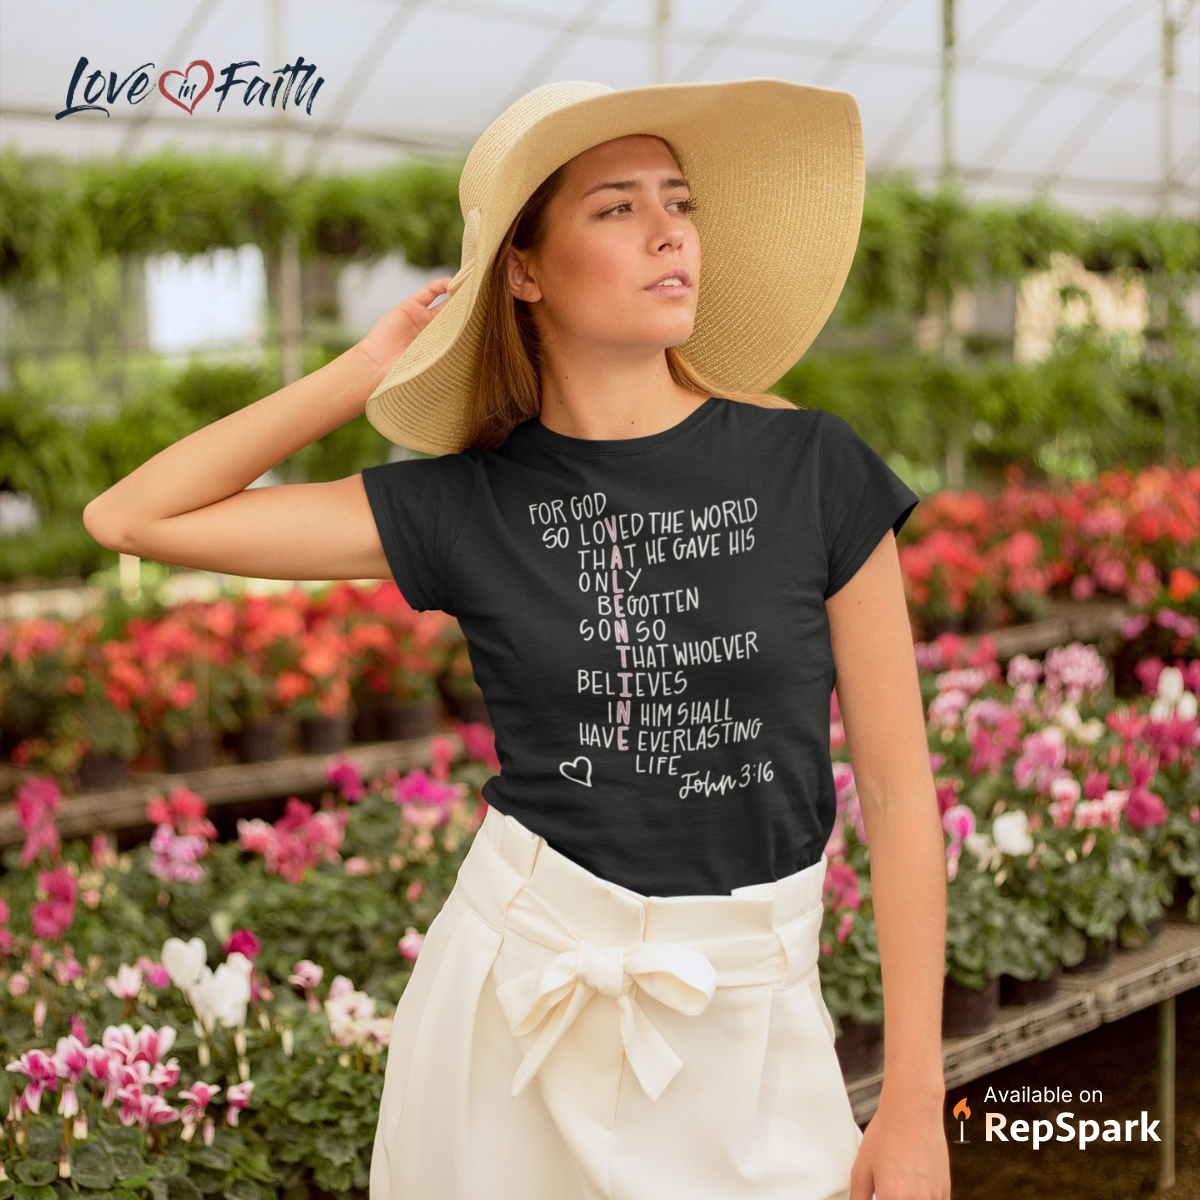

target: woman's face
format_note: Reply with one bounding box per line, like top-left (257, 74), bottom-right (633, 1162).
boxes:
top-left (508, 134), bottom-right (700, 356)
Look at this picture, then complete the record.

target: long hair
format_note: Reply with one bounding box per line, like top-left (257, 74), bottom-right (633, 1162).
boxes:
top-left (460, 137), bottom-right (798, 452)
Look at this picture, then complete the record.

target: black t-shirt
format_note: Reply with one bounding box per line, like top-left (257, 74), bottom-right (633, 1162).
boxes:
top-left (362, 396), bottom-right (919, 897)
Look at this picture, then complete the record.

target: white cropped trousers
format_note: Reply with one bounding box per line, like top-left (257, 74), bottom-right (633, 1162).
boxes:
top-left (369, 803), bottom-right (865, 1199)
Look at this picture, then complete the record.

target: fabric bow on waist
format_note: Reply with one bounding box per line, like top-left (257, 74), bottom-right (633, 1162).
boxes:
top-left (494, 937), bottom-right (718, 1101)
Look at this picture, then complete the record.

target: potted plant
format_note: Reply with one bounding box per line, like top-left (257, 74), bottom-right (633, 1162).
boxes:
top-left (222, 593), bottom-right (303, 763)
top-left (277, 609), bottom-right (354, 754)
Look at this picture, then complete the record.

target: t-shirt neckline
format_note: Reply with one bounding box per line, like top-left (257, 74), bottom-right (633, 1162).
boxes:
top-left (522, 395), bottom-right (722, 458)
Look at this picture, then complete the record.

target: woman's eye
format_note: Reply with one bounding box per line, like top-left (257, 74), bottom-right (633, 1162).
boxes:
top-left (600, 197), bottom-right (698, 217)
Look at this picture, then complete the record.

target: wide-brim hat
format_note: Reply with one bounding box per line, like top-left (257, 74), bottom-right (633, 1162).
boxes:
top-left (365, 77), bottom-right (864, 455)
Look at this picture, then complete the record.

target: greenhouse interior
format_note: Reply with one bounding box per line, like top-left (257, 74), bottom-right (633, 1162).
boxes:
top-left (1, 2), bottom-right (1198, 1197)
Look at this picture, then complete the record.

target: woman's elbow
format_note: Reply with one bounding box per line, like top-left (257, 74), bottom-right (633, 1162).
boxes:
top-left (82, 498), bottom-right (136, 554)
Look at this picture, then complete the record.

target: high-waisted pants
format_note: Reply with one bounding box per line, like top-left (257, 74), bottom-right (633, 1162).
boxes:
top-left (369, 803), bottom-right (865, 1199)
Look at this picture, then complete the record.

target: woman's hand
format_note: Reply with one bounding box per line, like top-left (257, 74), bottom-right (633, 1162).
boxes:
top-left (355, 276), bottom-right (454, 375)
top-left (850, 1089), bottom-right (951, 1200)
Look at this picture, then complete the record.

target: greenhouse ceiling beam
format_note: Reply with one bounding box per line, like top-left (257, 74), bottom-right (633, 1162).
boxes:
top-left (879, 0), bottom-right (1113, 169)
top-left (875, 157), bottom-right (1200, 204)
top-left (417, 0), bottom-right (1198, 105)
top-left (0, 106), bottom-right (476, 157)
top-left (120, 0), bottom-right (222, 158)
top-left (1041, 45), bottom-right (1170, 190)
top-left (975, 0), bottom-right (1150, 174)
top-left (495, 0), bottom-right (611, 115)
top-left (305, 0), bottom-right (427, 173)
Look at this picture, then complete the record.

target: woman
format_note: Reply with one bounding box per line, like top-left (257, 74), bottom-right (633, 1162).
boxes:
top-left (85, 80), bottom-right (950, 1200)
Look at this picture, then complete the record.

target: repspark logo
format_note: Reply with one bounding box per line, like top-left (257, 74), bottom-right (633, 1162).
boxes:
top-left (978, 1086), bottom-right (1161, 1149)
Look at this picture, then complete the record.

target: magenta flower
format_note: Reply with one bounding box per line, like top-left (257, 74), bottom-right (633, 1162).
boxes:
top-left (226, 1079), bottom-right (254, 1126)
top-left (325, 755), bottom-right (365, 801)
top-left (179, 1080), bottom-right (222, 1141)
top-left (30, 864), bottom-right (78, 940)
top-left (6, 1048), bottom-right (59, 1114)
top-left (224, 928), bottom-right (262, 961)
top-left (15, 775), bottom-right (62, 868)
top-left (1124, 787), bottom-right (1168, 830)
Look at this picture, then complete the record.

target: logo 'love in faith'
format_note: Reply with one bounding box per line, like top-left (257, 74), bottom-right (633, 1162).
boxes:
top-left (559, 756), bottom-right (593, 787)
top-left (157, 61), bottom-right (214, 114)
top-left (55, 56), bottom-right (324, 120)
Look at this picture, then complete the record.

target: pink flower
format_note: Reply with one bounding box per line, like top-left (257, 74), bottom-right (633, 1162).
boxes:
top-left (225, 1080), bottom-right (254, 1126)
top-left (1124, 787), bottom-right (1168, 830)
top-left (6, 1048), bottom-right (59, 1114)
top-left (15, 775), bottom-right (62, 868)
top-left (325, 756), bottom-right (365, 802)
top-left (31, 865), bottom-right (78, 940)
top-left (398, 927), bottom-right (424, 960)
top-left (105, 963), bottom-right (143, 1000)
top-left (224, 929), bottom-right (262, 961)
top-left (148, 824), bottom-right (208, 883)
top-left (289, 959), bottom-right (324, 990)
top-left (136, 958), bottom-right (172, 989)
top-left (179, 1081), bottom-right (221, 1140)
top-left (344, 855), bottom-right (372, 875)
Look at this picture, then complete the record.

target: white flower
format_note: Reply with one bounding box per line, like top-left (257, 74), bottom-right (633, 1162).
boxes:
top-left (189, 963), bottom-right (251, 1032)
top-left (1157, 667), bottom-right (1184, 704)
top-left (162, 937), bottom-right (208, 990)
top-left (224, 952), bottom-right (253, 980)
top-left (992, 810), bottom-right (1033, 857)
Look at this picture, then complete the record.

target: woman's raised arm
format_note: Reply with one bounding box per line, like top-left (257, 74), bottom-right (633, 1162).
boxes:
top-left (82, 276), bottom-right (452, 581)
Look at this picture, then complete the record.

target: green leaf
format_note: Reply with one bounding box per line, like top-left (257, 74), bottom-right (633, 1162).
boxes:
top-left (110, 1145), bottom-right (147, 1181)
top-left (13, 1185), bottom-right (57, 1200)
top-left (70, 1142), bottom-right (116, 1190)
top-left (13, 1161), bottom-right (57, 1186)
top-left (222, 1181), bottom-right (262, 1200)
top-left (166, 1178), bottom-right (205, 1200)
top-left (185, 1147), bottom-right (232, 1172)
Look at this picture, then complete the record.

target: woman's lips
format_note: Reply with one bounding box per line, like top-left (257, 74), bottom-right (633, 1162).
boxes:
top-left (645, 280), bottom-right (691, 296)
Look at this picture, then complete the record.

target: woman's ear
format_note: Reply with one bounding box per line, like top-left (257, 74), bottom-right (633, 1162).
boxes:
top-left (506, 247), bottom-right (542, 304)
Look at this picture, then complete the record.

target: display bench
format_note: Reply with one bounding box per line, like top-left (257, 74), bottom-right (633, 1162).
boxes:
top-left (845, 921), bottom-right (1200, 1189)
top-left (0, 732), bottom-right (467, 848)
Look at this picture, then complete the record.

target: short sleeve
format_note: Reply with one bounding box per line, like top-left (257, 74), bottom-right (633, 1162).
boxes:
top-left (817, 411), bottom-right (920, 600)
top-left (360, 453), bottom-right (476, 614)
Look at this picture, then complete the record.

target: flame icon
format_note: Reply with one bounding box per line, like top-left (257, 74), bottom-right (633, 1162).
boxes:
top-left (953, 1097), bottom-right (971, 1121)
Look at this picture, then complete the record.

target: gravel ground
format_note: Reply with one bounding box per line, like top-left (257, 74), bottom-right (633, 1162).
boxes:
top-left (943, 984), bottom-right (1199, 1198)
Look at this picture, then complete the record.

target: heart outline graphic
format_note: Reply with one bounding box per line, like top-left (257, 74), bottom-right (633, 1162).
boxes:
top-left (158, 60), bottom-right (215, 115)
top-left (558, 756), bottom-right (593, 787)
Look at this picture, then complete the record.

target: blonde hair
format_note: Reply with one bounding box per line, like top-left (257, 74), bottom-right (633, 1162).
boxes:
top-left (461, 138), bottom-right (797, 452)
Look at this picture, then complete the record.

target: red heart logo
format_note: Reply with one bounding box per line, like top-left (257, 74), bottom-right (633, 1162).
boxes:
top-left (157, 61), bottom-right (214, 114)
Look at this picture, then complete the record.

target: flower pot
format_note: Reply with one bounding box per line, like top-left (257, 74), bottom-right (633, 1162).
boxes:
top-left (299, 713), bottom-right (352, 754)
top-left (77, 750), bottom-right (129, 791)
top-left (1063, 935), bottom-right (1117, 974)
top-left (999, 965), bottom-right (1061, 1007)
top-left (1167, 877), bottom-right (1195, 921)
top-left (352, 694), bottom-right (385, 743)
top-left (942, 976), bottom-right (999, 1039)
top-left (232, 715), bottom-right (288, 763)
top-left (834, 1017), bottom-right (883, 1079)
top-left (1120, 917), bottom-right (1166, 950)
top-left (380, 699), bottom-right (440, 741)
top-left (447, 692), bottom-right (491, 726)
top-left (159, 726), bottom-right (217, 773)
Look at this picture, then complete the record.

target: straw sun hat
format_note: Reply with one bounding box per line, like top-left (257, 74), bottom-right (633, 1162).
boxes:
top-left (364, 78), bottom-right (864, 455)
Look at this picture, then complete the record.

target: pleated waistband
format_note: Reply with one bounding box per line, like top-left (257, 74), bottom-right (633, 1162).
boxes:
top-left (455, 803), bottom-right (828, 990)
